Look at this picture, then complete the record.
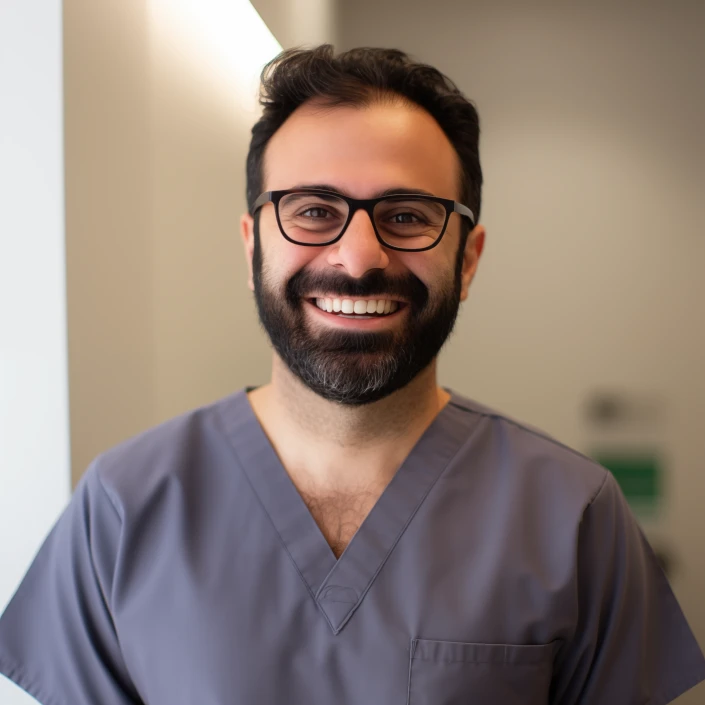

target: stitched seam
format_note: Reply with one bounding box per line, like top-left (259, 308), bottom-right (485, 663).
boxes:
top-left (447, 399), bottom-right (604, 470)
top-left (95, 462), bottom-right (124, 522)
top-left (406, 638), bottom-right (416, 705)
top-left (212, 404), bottom-right (321, 609)
top-left (336, 414), bottom-right (489, 632)
top-left (0, 655), bottom-right (70, 705)
top-left (585, 467), bottom-right (610, 508)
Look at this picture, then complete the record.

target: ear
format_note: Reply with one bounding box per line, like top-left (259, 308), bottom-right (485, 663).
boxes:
top-left (459, 224), bottom-right (486, 302)
top-left (240, 212), bottom-right (256, 292)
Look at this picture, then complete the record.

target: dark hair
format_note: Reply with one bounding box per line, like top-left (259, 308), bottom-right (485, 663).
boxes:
top-left (245, 45), bottom-right (482, 228)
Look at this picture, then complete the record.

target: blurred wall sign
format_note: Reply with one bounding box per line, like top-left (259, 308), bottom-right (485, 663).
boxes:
top-left (584, 390), bottom-right (667, 520)
top-left (592, 451), bottom-right (661, 516)
top-left (583, 389), bottom-right (674, 577)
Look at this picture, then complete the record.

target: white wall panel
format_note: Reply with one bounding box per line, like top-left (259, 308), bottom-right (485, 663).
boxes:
top-left (0, 1), bottom-right (70, 703)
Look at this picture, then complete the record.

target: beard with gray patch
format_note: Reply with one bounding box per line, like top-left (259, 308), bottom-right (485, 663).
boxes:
top-left (252, 230), bottom-right (465, 405)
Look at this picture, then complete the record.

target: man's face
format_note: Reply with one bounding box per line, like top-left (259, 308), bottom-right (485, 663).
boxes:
top-left (241, 100), bottom-right (484, 405)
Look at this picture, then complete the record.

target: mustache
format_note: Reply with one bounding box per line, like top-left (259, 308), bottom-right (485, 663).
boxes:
top-left (285, 267), bottom-right (429, 310)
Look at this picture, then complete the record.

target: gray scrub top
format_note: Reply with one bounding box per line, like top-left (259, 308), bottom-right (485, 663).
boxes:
top-left (1, 389), bottom-right (704, 705)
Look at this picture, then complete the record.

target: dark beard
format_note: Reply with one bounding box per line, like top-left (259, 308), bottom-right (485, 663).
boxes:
top-left (252, 230), bottom-right (465, 405)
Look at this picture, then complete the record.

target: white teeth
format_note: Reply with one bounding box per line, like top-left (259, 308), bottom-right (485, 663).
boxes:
top-left (313, 297), bottom-right (401, 316)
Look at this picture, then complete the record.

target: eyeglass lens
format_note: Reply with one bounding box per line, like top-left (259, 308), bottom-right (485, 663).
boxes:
top-left (277, 192), bottom-right (447, 249)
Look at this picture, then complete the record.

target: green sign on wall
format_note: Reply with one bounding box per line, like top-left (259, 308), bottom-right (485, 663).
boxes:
top-left (592, 452), bottom-right (662, 517)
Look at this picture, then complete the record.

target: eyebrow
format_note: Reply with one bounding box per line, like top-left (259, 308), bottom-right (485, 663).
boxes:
top-left (289, 183), bottom-right (438, 198)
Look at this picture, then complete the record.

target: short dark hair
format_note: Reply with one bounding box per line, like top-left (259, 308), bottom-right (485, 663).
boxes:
top-left (245, 45), bottom-right (482, 228)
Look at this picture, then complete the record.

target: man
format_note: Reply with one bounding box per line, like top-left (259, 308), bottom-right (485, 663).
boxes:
top-left (1, 45), bottom-right (703, 705)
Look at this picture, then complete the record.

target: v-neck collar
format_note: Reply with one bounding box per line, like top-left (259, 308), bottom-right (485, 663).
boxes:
top-left (218, 389), bottom-right (476, 635)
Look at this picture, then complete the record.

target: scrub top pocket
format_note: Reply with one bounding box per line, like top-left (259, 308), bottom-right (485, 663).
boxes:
top-left (407, 638), bottom-right (557, 705)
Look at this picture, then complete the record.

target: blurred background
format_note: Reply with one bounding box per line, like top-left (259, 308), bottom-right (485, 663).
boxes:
top-left (1, 0), bottom-right (703, 703)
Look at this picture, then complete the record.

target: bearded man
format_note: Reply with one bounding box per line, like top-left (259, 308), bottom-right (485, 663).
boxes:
top-left (1, 45), bottom-right (703, 705)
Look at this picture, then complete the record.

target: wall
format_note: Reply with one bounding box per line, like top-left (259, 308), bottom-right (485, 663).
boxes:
top-left (340, 2), bottom-right (705, 703)
top-left (64, 0), bottom-right (156, 485)
top-left (251, 0), bottom-right (338, 49)
top-left (63, 0), bottom-right (282, 485)
top-left (0, 3), bottom-right (70, 704)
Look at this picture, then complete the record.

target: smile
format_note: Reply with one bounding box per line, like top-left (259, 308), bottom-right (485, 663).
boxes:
top-left (310, 297), bottom-right (402, 317)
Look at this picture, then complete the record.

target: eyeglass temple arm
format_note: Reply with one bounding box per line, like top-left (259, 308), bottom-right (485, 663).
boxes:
top-left (453, 202), bottom-right (475, 226)
top-left (252, 191), bottom-right (274, 214)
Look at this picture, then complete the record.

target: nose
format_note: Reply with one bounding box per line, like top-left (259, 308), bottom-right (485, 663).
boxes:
top-left (326, 208), bottom-right (390, 278)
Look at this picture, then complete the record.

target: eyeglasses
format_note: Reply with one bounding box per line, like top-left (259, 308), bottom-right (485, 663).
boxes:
top-left (252, 189), bottom-right (475, 252)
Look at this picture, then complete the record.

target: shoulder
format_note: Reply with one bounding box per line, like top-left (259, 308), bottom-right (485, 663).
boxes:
top-left (445, 389), bottom-right (609, 513)
top-left (86, 389), bottom-right (250, 518)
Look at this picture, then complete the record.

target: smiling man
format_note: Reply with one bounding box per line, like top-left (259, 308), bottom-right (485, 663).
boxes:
top-left (241, 86), bottom-right (483, 544)
top-left (1, 45), bottom-right (704, 705)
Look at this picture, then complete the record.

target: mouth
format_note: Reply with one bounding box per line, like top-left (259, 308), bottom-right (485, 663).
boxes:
top-left (307, 296), bottom-right (406, 319)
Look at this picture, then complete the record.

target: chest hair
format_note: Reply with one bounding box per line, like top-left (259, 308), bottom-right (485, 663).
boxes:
top-left (299, 486), bottom-right (385, 558)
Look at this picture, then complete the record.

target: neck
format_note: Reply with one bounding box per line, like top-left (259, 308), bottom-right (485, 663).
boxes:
top-left (247, 356), bottom-right (450, 492)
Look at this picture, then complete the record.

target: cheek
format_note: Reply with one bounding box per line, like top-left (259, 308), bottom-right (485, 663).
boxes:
top-left (395, 252), bottom-right (451, 293)
top-left (259, 236), bottom-right (322, 286)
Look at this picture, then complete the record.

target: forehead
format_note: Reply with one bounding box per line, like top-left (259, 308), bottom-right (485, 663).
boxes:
top-left (262, 99), bottom-right (461, 201)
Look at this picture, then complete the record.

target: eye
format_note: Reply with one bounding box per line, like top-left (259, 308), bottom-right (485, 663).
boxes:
top-left (299, 207), bottom-right (332, 219)
top-left (389, 211), bottom-right (425, 224)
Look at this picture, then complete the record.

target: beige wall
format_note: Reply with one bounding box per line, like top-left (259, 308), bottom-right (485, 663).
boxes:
top-left (64, 0), bottom-right (156, 484)
top-left (251, 0), bottom-right (339, 49)
top-left (340, 2), bottom-right (705, 702)
top-left (64, 1), bottom-right (285, 484)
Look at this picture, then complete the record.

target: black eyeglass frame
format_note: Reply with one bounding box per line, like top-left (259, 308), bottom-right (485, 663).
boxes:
top-left (251, 189), bottom-right (476, 253)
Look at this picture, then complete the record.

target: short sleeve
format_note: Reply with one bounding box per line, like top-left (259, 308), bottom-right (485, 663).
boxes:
top-left (0, 465), bottom-right (142, 705)
top-left (551, 471), bottom-right (705, 705)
